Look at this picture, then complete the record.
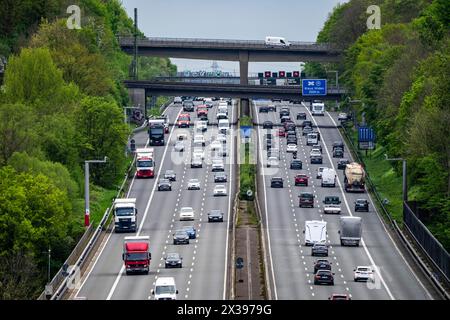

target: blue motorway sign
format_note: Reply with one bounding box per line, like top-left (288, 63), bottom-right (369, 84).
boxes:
top-left (302, 79), bottom-right (327, 96)
top-left (358, 126), bottom-right (375, 142)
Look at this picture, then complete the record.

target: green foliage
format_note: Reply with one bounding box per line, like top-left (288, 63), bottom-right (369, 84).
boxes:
top-left (240, 164), bottom-right (256, 200)
top-left (138, 56), bottom-right (177, 79)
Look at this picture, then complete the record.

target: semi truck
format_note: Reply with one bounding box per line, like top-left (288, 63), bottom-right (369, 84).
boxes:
top-left (135, 148), bottom-right (155, 178)
top-left (148, 121), bottom-right (165, 146)
top-left (113, 198), bottom-right (138, 232)
top-left (344, 162), bottom-right (365, 192)
top-left (311, 102), bottom-right (325, 116)
top-left (122, 236), bottom-right (151, 274)
top-left (339, 216), bottom-right (362, 246)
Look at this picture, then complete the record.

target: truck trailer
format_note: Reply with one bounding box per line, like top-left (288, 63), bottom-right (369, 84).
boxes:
top-left (135, 147), bottom-right (155, 178)
top-left (339, 216), bottom-right (362, 246)
top-left (344, 162), bottom-right (365, 192)
top-left (122, 236), bottom-right (151, 274)
top-left (113, 198), bottom-right (138, 232)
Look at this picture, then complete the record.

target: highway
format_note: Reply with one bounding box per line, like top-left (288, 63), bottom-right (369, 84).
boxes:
top-left (74, 100), bottom-right (237, 300)
top-left (254, 100), bottom-right (433, 300)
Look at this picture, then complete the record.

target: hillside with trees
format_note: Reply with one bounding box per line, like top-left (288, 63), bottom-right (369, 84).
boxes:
top-left (313, 0), bottom-right (449, 249)
top-left (0, 0), bottom-right (176, 298)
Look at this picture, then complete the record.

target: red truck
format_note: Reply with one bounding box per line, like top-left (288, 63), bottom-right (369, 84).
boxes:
top-left (135, 148), bottom-right (154, 178)
top-left (122, 236), bottom-right (151, 275)
top-left (177, 113), bottom-right (191, 128)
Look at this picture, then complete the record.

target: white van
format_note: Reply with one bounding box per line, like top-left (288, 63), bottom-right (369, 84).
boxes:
top-left (265, 36), bottom-right (290, 47)
top-left (152, 277), bottom-right (178, 300)
top-left (321, 168), bottom-right (337, 187)
top-left (218, 104), bottom-right (228, 115)
top-left (307, 133), bottom-right (319, 146)
top-left (304, 220), bottom-right (327, 246)
top-left (312, 102), bottom-right (325, 116)
top-left (218, 119), bottom-right (230, 134)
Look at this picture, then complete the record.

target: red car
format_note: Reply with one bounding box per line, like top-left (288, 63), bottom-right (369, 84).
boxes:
top-left (295, 174), bottom-right (308, 186)
top-left (277, 127), bottom-right (286, 137)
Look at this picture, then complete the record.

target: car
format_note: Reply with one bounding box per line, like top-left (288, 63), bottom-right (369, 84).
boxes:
top-left (195, 120), bottom-right (207, 132)
top-left (179, 207), bottom-right (195, 221)
top-left (164, 170), bottom-right (176, 181)
top-left (183, 100), bottom-right (194, 112)
top-left (355, 199), bottom-right (369, 212)
top-left (329, 294), bottom-right (351, 300)
top-left (311, 243), bottom-right (329, 256)
top-left (323, 196), bottom-right (341, 205)
top-left (280, 115), bottom-right (291, 124)
top-left (211, 159), bottom-right (225, 172)
top-left (187, 178), bottom-right (201, 190)
top-left (192, 147), bottom-right (204, 159)
top-left (213, 185), bottom-right (227, 196)
top-left (290, 159), bottom-right (303, 170)
top-left (208, 209), bottom-right (224, 222)
top-left (354, 266), bottom-right (375, 282)
top-left (267, 156), bottom-right (279, 167)
top-left (259, 106), bottom-right (269, 113)
top-left (190, 157), bottom-right (202, 168)
top-left (314, 259), bottom-right (332, 274)
top-left (177, 133), bottom-right (188, 141)
top-left (284, 121), bottom-right (296, 132)
top-left (314, 270), bottom-right (334, 285)
top-left (286, 137), bottom-right (297, 145)
top-left (338, 112), bottom-right (348, 121)
top-left (270, 177), bottom-right (284, 188)
top-left (337, 158), bottom-right (350, 170)
top-left (277, 127), bottom-right (286, 137)
top-left (173, 97), bottom-right (182, 104)
top-left (301, 120), bottom-right (312, 128)
top-left (332, 141), bottom-right (344, 152)
top-left (173, 230), bottom-right (189, 244)
top-left (266, 139), bottom-right (273, 149)
top-left (214, 172), bottom-right (227, 183)
top-left (333, 147), bottom-right (344, 158)
top-left (263, 121), bottom-right (273, 129)
top-left (302, 126), bottom-right (313, 135)
top-left (210, 140), bottom-right (222, 151)
top-left (182, 226), bottom-right (196, 239)
top-left (297, 112), bottom-right (307, 120)
top-left (158, 179), bottom-right (172, 191)
top-left (310, 155), bottom-right (323, 164)
top-left (204, 101), bottom-right (214, 108)
top-left (268, 104), bottom-right (277, 112)
top-left (216, 133), bottom-right (227, 144)
top-left (286, 144), bottom-right (298, 153)
top-left (174, 141), bottom-right (185, 152)
top-left (299, 192), bottom-right (314, 207)
top-left (323, 204), bottom-right (341, 214)
top-left (194, 134), bottom-right (206, 147)
top-left (310, 148), bottom-right (321, 157)
top-left (279, 108), bottom-right (290, 118)
top-left (268, 148), bottom-right (280, 159)
top-left (295, 174), bottom-right (309, 186)
top-left (312, 144), bottom-right (322, 153)
top-left (164, 252), bottom-right (182, 268)
top-left (216, 112), bottom-right (228, 120)
top-left (316, 167), bottom-right (326, 179)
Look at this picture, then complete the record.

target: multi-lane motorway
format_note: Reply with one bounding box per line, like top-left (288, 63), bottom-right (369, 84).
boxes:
top-left (254, 100), bottom-right (434, 300)
top-left (74, 100), bottom-right (237, 300)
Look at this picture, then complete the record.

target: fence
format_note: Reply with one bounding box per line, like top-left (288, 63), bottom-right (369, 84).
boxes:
top-left (404, 202), bottom-right (450, 282)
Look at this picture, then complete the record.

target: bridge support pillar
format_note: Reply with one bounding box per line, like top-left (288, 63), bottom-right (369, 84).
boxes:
top-left (240, 98), bottom-right (250, 117)
top-left (239, 51), bottom-right (249, 85)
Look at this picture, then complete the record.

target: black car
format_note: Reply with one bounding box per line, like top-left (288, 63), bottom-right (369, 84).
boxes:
top-left (173, 230), bottom-right (189, 245)
top-left (323, 196), bottom-right (341, 205)
top-left (311, 243), bottom-right (329, 256)
top-left (268, 105), bottom-right (277, 112)
top-left (297, 112), bottom-right (307, 120)
top-left (310, 155), bottom-right (323, 164)
top-left (264, 133), bottom-right (273, 140)
top-left (259, 106), bottom-right (269, 113)
top-left (208, 209), bottom-right (224, 222)
top-left (266, 139), bottom-right (273, 149)
top-left (333, 147), bottom-right (344, 158)
top-left (285, 123), bottom-right (296, 132)
top-left (214, 172), bottom-right (227, 183)
top-left (280, 109), bottom-right (290, 118)
top-left (290, 159), bottom-right (303, 169)
top-left (355, 199), bottom-right (369, 212)
top-left (314, 259), bottom-right (332, 274)
top-left (280, 115), bottom-right (291, 123)
top-left (164, 252), bottom-right (182, 268)
top-left (182, 226), bottom-right (197, 239)
top-left (332, 141), bottom-right (344, 152)
top-left (270, 177), bottom-right (284, 188)
top-left (183, 100), bottom-right (194, 112)
top-left (299, 192), bottom-right (314, 208)
top-left (314, 270), bottom-right (335, 285)
top-left (164, 170), bottom-right (176, 181)
top-left (337, 158), bottom-right (350, 170)
top-left (302, 126), bottom-right (313, 135)
top-left (158, 179), bottom-right (172, 191)
top-left (301, 120), bottom-right (312, 128)
top-left (287, 137), bottom-right (297, 145)
top-left (263, 121), bottom-right (273, 129)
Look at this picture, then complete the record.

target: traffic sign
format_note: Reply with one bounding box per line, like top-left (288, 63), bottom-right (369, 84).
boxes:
top-left (358, 126), bottom-right (375, 142)
top-left (293, 71), bottom-right (300, 77)
top-left (302, 79), bottom-right (327, 96)
top-left (264, 71), bottom-right (271, 78)
top-left (272, 72), bottom-right (278, 78)
top-left (279, 71), bottom-right (285, 78)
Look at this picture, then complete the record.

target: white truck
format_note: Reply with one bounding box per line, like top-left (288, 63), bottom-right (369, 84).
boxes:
top-left (304, 220), bottom-right (327, 246)
top-left (113, 198), bottom-right (138, 232)
top-left (135, 147), bottom-right (155, 178)
top-left (321, 168), bottom-right (337, 187)
top-left (311, 102), bottom-right (325, 116)
top-left (339, 216), bottom-right (362, 246)
top-left (152, 276), bottom-right (178, 300)
top-left (307, 132), bottom-right (319, 146)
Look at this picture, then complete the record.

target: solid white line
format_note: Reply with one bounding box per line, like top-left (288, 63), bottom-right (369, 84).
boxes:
top-left (304, 102), bottom-right (395, 300)
top-left (106, 107), bottom-right (182, 300)
top-left (255, 101), bottom-right (278, 300)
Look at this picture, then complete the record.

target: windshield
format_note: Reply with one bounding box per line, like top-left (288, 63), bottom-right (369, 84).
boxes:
top-left (155, 285), bottom-right (176, 295)
top-left (189, 179), bottom-right (199, 183)
top-left (150, 128), bottom-right (164, 135)
top-left (125, 252), bottom-right (147, 261)
top-left (179, 116), bottom-right (190, 121)
top-left (115, 207), bottom-right (134, 216)
top-left (137, 160), bottom-right (153, 167)
top-left (301, 193), bottom-right (313, 199)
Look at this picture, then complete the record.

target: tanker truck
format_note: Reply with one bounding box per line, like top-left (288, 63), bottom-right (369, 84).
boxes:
top-left (344, 162), bottom-right (365, 192)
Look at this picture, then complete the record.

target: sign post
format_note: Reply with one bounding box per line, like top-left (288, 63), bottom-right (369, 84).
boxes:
top-left (302, 79), bottom-right (327, 96)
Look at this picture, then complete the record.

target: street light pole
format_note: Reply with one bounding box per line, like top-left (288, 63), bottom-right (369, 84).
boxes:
top-left (84, 157), bottom-right (108, 227)
top-left (47, 247), bottom-right (51, 283)
top-left (385, 154), bottom-right (408, 202)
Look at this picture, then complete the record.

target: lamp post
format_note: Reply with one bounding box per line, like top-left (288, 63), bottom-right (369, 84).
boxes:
top-left (84, 157), bottom-right (108, 227)
top-left (385, 154), bottom-right (408, 202)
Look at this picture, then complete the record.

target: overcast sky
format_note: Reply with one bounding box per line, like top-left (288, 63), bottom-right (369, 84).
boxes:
top-left (121, 0), bottom-right (347, 74)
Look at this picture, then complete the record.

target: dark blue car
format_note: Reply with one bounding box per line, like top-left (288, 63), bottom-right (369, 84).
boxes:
top-left (183, 226), bottom-right (197, 239)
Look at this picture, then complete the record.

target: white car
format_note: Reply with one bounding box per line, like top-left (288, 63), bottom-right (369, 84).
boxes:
top-left (338, 112), bottom-right (348, 121)
top-left (316, 167), bottom-right (327, 179)
top-left (210, 140), bottom-right (222, 151)
top-left (195, 120), bottom-right (207, 132)
top-left (174, 97), bottom-right (182, 104)
top-left (194, 134), bottom-right (205, 146)
top-left (310, 149), bottom-right (322, 157)
top-left (187, 178), bottom-right (201, 190)
top-left (216, 112), bottom-right (228, 120)
top-left (216, 134), bottom-right (227, 144)
top-left (211, 159), bottom-right (225, 171)
top-left (179, 207), bottom-right (195, 221)
top-left (177, 133), bottom-right (188, 141)
top-left (286, 144), bottom-right (298, 153)
top-left (354, 266), bottom-right (375, 282)
top-left (192, 147), bottom-right (204, 159)
top-left (174, 141), bottom-right (185, 152)
top-left (323, 204), bottom-right (341, 214)
top-left (267, 156), bottom-right (279, 167)
top-left (213, 185), bottom-right (227, 196)
top-left (190, 156), bottom-right (202, 168)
